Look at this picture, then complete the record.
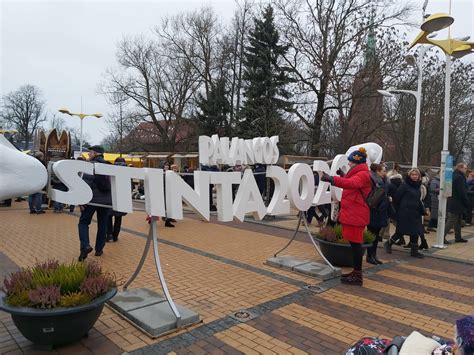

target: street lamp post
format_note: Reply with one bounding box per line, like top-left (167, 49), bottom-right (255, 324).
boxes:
top-left (378, 86), bottom-right (422, 168)
top-left (58, 108), bottom-right (102, 154)
top-left (409, 12), bottom-right (474, 248)
top-left (378, 45), bottom-right (429, 168)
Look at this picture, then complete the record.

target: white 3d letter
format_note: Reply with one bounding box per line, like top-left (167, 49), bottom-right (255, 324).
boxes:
top-left (266, 166), bottom-right (290, 215)
top-left (233, 169), bottom-right (266, 222)
top-left (312, 161), bottom-right (332, 206)
top-left (144, 168), bottom-right (166, 217)
top-left (199, 136), bottom-right (215, 165)
top-left (95, 164), bottom-right (145, 213)
top-left (50, 160), bottom-right (93, 205)
top-left (210, 172), bottom-right (241, 222)
top-left (166, 171), bottom-right (210, 220)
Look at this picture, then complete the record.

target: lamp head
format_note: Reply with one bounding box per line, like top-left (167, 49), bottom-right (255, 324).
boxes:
top-left (377, 90), bottom-right (394, 98)
top-left (405, 55), bottom-right (416, 67)
top-left (452, 47), bottom-right (473, 59)
top-left (92, 113), bottom-right (103, 118)
top-left (58, 108), bottom-right (71, 115)
top-left (421, 13), bottom-right (454, 33)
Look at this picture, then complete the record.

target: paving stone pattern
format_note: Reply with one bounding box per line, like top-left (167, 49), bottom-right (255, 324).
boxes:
top-left (0, 202), bottom-right (473, 354)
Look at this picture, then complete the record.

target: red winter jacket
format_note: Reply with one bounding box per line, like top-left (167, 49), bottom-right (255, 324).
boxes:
top-left (333, 163), bottom-right (371, 227)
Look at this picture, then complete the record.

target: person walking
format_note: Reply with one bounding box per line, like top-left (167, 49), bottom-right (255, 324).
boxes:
top-left (385, 168), bottom-right (425, 258)
top-left (28, 151), bottom-right (46, 214)
top-left (78, 145), bottom-right (111, 261)
top-left (162, 162), bottom-right (176, 227)
top-left (106, 157), bottom-right (127, 242)
top-left (366, 163), bottom-right (389, 265)
top-left (443, 163), bottom-right (470, 243)
top-left (466, 171), bottom-right (474, 226)
top-left (321, 147), bottom-right (371, 286)
top-left (383, 173), bottom-right (406, 249)
top-left (427, 173), bottom-right (440, 231)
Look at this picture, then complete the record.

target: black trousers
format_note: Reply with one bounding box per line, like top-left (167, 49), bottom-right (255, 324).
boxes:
top-left (107, 215), bottom-right (123, 238)
top-left (350, 242), bottom-right (363, 271)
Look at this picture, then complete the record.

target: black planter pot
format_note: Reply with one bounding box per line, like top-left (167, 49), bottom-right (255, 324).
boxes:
top-left (317, 239), bottom-right (370, 267)
top-left (0, 288), bottom-right (117, 347)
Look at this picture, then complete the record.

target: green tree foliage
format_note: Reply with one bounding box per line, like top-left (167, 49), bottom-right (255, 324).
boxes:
top-left (239, 5), bottom-right (293, 138)
top-left (196, 77), bottom-right (231, 136)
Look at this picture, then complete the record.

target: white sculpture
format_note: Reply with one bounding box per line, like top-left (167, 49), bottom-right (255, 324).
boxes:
top-left (345, 142), bottom-right (383, 165)
top-left (0, 135), bottom-right (48, 200)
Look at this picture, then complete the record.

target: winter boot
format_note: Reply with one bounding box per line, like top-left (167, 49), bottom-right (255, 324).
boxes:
top-left (341, 270), bottom-right (354, 278)
top-left (419, 235), bottom-right (429, 250)
top-left (340, 270), bottom-right (363, 286)
top-left (395, 236), bottom-right (406, 246)
top-left (366, 247), bottom-right (377, 265)
top-left (410, 236), bottom-right (424, 258)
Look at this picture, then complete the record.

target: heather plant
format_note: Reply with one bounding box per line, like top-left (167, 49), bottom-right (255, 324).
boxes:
top-left (28, 286), bottom-right (61, 309)
top-left (1, 259), bottom-right (115, 309)
top-left (315, 224), bottom-right (376, 245)
top-left (60, 292), bottom-right (92, 307)
top-left (80, 276), bottom-right (113, 298)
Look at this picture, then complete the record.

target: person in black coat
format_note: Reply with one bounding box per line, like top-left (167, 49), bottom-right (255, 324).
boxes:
top-left (78, 145), bottom-right (112, 261)
top-left (106, 157), bottom-right (128, 242)
top-left (385, 168), bottom-right (425, 258)
top-left (444, 163), bottom-right (470, 243)
top-left (366, 163), bottom-right (390, 265)
top-left (385, 173), bottom-right (406, 246)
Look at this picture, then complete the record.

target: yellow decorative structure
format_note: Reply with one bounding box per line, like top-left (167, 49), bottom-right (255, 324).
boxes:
top-left (409, 13), bottom-right (474, 56)
top-left (0, 129), bottom-right (18, 134)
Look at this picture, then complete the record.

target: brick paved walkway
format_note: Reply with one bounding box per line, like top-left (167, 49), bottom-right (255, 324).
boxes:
top-left (0, 201), bottom-right (473, 354)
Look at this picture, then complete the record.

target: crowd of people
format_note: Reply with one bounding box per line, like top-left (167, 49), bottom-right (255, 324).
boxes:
top-left (317, 147), bottom-right (473, 286)
top-left (4, 145), bottom-right (472, 270)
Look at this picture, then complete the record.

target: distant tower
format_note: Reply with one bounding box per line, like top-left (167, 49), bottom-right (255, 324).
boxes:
top-left (345, 5), bottom-right (384, 148)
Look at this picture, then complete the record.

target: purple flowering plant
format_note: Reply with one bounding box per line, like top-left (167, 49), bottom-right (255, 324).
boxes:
top-left (1, 259), bottom-right (115, 309)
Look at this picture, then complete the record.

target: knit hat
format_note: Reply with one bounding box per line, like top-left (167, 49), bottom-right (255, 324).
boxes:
top-left (348, 147), bottom-right (367, 164)
top-left (87, 145), bottom-right (104, 154)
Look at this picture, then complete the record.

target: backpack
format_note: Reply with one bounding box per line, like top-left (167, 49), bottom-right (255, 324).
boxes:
top-left (364, 175), bottom-right (386, 210)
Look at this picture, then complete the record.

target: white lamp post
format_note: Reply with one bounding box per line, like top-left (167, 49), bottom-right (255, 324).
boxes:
top-left (58, 108), bottom-right (102, 154)
top-left (378, 49), bottom-right (425, 169)
top-left (409, 12), bottom-right (474, 248)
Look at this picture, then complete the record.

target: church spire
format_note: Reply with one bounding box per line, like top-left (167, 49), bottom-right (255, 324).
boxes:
top-left (364, 3), bottom-right (377, 66)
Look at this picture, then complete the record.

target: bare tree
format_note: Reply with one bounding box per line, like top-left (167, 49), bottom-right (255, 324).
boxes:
top-left (103, 33), bottom-right (200, 151)
top-left (381, 54), bottom-right (473, 165)
top-left (274, 0), bottom-right (412, 155)
top-left (1, 85), bottom-right (47, 149)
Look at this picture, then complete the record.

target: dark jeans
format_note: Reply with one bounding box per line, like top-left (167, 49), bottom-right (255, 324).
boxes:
top-left (28, 193), bottom-right (42, 212)
top-left (107, 215), bottom-right (123, 238)
top-left (444, 212), bottom-right (463, 240)
top-left (78, 205), bottom-right (109, 252)
top-left (53, 201), bottom-right (64, 211)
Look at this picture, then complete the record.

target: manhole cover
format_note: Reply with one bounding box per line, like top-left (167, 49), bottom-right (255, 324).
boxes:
top-left (303, 285), bottom-right (327, 294)
top-left (229, 309), bottom-right (257, 322)
top-left (234, 311), bottom-right (250, 319)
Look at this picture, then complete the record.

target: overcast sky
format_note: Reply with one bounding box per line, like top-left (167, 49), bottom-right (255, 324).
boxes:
top-left (1, 0), bottom-right (473, 146)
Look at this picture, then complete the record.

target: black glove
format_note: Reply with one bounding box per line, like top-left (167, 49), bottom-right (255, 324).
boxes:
top-left (336, 168), bottom-right (345, 177)
top-left (320, 172), bottom-right (334, 185)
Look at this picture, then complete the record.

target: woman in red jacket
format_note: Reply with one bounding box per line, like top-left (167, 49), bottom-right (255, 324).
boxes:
top-left (321, 147), bottom-right (372, 286)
